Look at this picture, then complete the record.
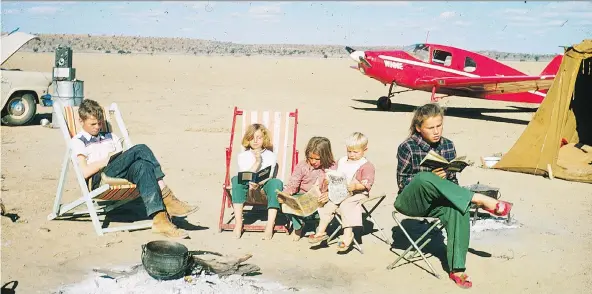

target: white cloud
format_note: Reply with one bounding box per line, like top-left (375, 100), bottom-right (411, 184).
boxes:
top-left (2, 9), bottom-right (20, 15)
top-left (347, 1), bottom-right (410, 6)
top-left (440, 11), bottom-right (456, 19)
top-left (500, 2), bottom-right (592, 28)
top-left (454, 20), bottom-right (471, 26)
top-left (248, 4), bottom-right (283, 22)
top-left (28, 6), bottom-right (62, 15)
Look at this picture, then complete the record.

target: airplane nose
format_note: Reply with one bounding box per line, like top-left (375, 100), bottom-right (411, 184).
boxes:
top-left (349, 50), bottom-right (366, 63)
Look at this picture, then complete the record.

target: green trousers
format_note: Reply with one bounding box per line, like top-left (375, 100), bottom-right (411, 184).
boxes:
top-left (287, 193), bottom-right (319, 231)
top-left (231, 176), bottom-right (283, 209)
top-left (394, 172), bottom-right (474, 271)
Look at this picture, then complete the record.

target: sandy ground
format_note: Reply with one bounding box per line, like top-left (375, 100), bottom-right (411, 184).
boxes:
top-left (2, 52), bottom-right (592, 293)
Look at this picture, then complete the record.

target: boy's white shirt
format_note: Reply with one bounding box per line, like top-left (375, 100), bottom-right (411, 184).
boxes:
top-left (337, 155), bottom-right (368, 184)
top-left (71, 130), bottom-right (123, 165)
top-left (237, 149), bottom-right (276, 176)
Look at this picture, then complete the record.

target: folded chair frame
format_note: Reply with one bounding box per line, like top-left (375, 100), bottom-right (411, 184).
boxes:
top-left (387, 210), bottom-right (444, 279)
top-left (326, 194), bottom-right (393, 254)
top-left (47, 100), bottom-right (152, 236)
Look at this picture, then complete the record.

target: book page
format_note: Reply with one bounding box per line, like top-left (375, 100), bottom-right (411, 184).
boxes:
top-left (325, 170), bottom-right (349, 205)
top-left (420, 150), bottom-right (450, 169)
top-left (278, 187), bottom-right (321, 217)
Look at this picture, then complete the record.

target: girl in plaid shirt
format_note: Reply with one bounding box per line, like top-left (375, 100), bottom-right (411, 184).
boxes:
top-left (395, 103), bottom-right (514, 289)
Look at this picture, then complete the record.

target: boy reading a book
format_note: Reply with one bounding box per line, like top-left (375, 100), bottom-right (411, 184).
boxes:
top-left (395, 103), bottom-right (513, 289)
top-left (231, 123), bottom-right (283, 240)
top-left (310, 132), bottom-right (376, 253)
top-left (72, 99), bottom-right (198, 239)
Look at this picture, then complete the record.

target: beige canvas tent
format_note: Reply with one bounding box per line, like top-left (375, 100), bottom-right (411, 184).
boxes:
top-left (494, 39), bottom-right (592, 184)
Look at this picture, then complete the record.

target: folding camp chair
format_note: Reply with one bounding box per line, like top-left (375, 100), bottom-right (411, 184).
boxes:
top-left (387, 210), bottom-right (444, 279)
top-left (326, 193), bottom-right (392, 254)
top-left (47, 100), bottom-right (152, 236)
top-left (219, 107), bottom-right (299, 233)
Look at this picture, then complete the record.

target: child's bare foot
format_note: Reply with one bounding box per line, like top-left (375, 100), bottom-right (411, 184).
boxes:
top-left (291, 229), bottom-right (302, 241)
top-left (262, 226), bottom-right (274, 240)
top-left (233, 225), bottom-right (243, 239)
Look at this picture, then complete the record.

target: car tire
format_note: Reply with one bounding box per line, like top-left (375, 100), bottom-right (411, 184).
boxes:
top-left (1, 93), bottom-right (37, 126)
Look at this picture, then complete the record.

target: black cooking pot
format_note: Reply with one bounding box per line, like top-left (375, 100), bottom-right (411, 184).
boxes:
top-left (141, 240), bottom-right (191, 280)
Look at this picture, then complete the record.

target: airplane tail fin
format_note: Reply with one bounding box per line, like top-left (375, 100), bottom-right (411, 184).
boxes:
top-left (540, 54), bottom-right (563, 76)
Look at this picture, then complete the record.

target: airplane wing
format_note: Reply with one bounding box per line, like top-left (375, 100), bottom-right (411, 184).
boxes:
top-left (415, 75), bottom-right (556, 95)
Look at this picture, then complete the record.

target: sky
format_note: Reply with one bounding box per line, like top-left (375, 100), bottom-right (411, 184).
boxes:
top-left (1, 1), bottom-right (591, 54)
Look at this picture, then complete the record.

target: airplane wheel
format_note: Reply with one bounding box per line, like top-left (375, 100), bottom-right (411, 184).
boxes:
top-left (377, 96), bottom-right (392, 111)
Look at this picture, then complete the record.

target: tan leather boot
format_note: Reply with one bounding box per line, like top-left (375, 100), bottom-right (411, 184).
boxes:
top-left (161, 186), bottom-right (199, 217)
top-left (151, 211), bottom-right (189, 239)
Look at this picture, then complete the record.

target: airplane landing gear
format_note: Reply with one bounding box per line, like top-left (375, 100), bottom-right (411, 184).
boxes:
top-left (377, 96), bottom-right (392, 111)
top-left (376, 82), bottom-right (396, 111)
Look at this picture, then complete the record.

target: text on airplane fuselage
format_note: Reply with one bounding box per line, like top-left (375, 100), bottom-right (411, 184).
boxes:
top-left (384, 59), bottom-right (404, 70)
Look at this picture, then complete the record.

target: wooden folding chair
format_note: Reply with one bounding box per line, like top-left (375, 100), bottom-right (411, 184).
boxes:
top-left (219, 107), bottom-right (299, 233)
top-left (387, 210), bottom-right (444, 279)
top-left (326, 193), bottom-right (392, 254)
top-left (47, 100), bottom-right (152, 236)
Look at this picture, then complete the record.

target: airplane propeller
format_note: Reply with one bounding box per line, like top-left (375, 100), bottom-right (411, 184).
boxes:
top-left (345, 46), bottom-right (371, 68)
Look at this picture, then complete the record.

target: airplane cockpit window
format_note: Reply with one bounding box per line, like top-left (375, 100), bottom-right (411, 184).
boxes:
top-left (464, 56), bottom-right (477, 72)
top-left (432, 49), bottom-right (452, 66)
top-left (403, 44), bottom-right (430, 62)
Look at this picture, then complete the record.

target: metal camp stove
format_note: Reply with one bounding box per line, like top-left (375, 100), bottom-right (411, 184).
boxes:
top-left (464, 183), bottom-right (512, 225)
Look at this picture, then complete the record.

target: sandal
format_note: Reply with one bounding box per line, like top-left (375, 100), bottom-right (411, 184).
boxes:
top-left (308, 233), bottom-right (329, 244)
top-left (484, 200), bottom-right (513, 217)
top-left (336, 240), bottom-right (353, 252)
top-left (449, 272), bottom-right (472, 289)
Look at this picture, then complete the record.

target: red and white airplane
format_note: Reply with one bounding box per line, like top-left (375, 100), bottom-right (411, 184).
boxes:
top-left (346, 43), bottom-right (563, 110)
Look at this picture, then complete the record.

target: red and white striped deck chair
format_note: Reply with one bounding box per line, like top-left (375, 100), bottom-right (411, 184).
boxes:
top-left (47, 99), bottom-right (152, 236)
top-left (219, 107), bottom-right (299, 233)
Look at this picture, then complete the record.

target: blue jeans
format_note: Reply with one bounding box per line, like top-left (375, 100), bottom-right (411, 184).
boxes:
top-left (89, 144), bottom-right (166, 217)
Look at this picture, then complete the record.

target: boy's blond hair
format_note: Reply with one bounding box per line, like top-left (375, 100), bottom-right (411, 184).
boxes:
top-left (78, 99), bottom-right (104, 122)
top-left (345, 132), bottom-right (368, 149)
top-left (241, 123), bottom-right (273, 151)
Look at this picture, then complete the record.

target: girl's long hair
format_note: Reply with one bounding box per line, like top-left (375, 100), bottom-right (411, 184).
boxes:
top-left (241, 123), bottom-right (273, 151)
top-left (305, 136), bottom-right (335, 169)
top-left (408, 103), bottom-right (445, 137)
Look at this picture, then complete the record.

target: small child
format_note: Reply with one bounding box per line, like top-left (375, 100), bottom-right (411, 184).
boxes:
top-left (310, 132), bottom-right (376, 252)
top-left (231, 123), bottom-right (283, 240)
top-left (283, 136), bottom-right (337, 241)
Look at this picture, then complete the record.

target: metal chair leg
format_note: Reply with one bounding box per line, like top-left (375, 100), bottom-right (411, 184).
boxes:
top-left (388, 211), bottom-right (441, 279)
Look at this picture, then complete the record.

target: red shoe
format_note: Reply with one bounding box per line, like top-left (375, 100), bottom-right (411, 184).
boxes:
top-left (484, 200), bottom-right (513, 217)
top-left (449, 272), bottom-right (472, 289)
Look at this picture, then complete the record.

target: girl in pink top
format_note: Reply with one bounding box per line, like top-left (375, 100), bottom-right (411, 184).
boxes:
top-left (283, 136), bottom-right (336, 241)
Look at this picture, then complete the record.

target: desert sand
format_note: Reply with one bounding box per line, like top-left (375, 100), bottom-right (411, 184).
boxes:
top-left (1, 52), bottom-right (591, 293)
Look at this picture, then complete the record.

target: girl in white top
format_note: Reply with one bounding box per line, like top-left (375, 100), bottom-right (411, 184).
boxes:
top-left (231, 123), bottom-right (284, 240)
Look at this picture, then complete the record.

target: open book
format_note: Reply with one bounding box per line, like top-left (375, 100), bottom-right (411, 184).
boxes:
top-left (237, 165), bottom-right (272, 185)
top-left (420, 150), bottom-right (472, 173)
top-left (276, 186), bottom-right (321, 217)
top-left (325, 169), bottom-right (350, 205)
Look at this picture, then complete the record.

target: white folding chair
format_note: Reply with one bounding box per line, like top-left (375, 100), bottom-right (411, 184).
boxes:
top-left (47, 100), bottom-right (152, 236)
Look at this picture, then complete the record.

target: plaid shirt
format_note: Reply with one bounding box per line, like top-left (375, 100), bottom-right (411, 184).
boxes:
top-left (396, 132), bottom-right (458, 193)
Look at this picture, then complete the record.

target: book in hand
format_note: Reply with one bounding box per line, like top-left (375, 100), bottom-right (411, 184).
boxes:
top-left (276, 186), bottom-right (322, 217)
top-left (420, 150), bottom-right (472, 173)
top-left (325, 169), bottom-right (350, 205)
top-left (237, 165), bottom-right (272, 185)
top-left (108, 150), bottom-right (123, 163)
